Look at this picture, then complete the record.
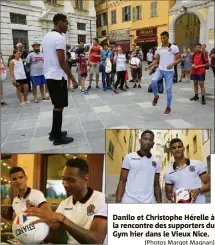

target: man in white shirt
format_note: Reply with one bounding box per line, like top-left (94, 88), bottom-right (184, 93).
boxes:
top-left (164, 138), bottom-right (210, 203)
top-left (42, 13), bottom-right (78, 146)
top-left (145, 31), bottom-right (181, 115)
top-left (116, 130), bottom-right (162, 203)
top-left (26, 158), bottom-right (107, 244)
top-left (1, 167), bottom-right (50, 225)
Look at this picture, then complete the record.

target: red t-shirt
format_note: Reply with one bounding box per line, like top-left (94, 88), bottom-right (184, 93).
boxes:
top-left (191, 51), bottom-right (209, 75)
top-left (89, 45), bottom-right (101, 63)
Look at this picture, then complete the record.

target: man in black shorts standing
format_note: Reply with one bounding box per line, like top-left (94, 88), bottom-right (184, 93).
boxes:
top-left (42, 13), bottom-right (78, 145)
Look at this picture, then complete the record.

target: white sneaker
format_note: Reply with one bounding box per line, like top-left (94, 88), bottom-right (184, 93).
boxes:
top-left (20, 102), bottom-right (25, 106)
top-left (25, 101), bottom-right (31, 104)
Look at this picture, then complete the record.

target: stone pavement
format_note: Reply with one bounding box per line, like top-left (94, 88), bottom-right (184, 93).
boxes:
top-left (1, 64), bottom-right (214, 153)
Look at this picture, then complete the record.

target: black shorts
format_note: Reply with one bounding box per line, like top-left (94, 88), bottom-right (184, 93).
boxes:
top-left (46, 78), bottom-right (68, 108)
top-left (16, 79), bottom-right (28, 84)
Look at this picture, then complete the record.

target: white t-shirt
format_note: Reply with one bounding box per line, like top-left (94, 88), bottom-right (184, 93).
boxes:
top-left (164, 159), bottom-right (207, 204)
top-left (42, 31), bottom-right (67, 80)
top-left (156, 44), bottom-right (179, 71)
top-left (13, 59), bottom-right (26, 80)
top-left (12, 188), bottom-right (47, 215)
top-left (56, 188), bottom-right (107, 245)
top-left (114, 54), bottom-right (126, 71)
top-left (26, 52), bottom-right (44, 76)
top-left (122, 151), bottom-right (161, 204)
top-left (147, 52), bottom-right (154, 62)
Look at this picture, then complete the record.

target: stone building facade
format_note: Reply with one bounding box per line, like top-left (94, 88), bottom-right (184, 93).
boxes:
top-left (0, 0), bottom-right (96, 62)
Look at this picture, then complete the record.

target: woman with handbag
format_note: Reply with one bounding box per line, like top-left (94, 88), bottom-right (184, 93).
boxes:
top-left (0, 52), bottom-right (7, 105)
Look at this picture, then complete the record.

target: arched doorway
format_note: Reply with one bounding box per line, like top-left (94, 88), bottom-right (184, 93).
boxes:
top-left (175, 13), bottom-right (200, 51)
top-left (169, 9), bottom-right (206, 52)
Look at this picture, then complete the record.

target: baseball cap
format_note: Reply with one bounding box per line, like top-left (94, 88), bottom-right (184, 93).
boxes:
top-left (32, 42), bottom-right (41, 46)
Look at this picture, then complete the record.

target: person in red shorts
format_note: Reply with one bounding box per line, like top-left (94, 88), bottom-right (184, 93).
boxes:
top-left (190, 43), bottom-right (209, 105)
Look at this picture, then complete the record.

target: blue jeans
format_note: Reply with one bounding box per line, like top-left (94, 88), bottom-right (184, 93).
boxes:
top-left (151, 69), bottom-right (174, 108)
top-left (101, 65), bottom-right (110, 88)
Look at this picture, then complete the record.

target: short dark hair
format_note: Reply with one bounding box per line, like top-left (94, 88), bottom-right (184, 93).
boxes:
top-left (170, 138), bottom-right (183, 147)
top-left (9, 167), bottom-right (25, 177)
top-left (141, 130), bottom-right (155, 139)
top-left (66, 158), bottom-right (89, 176)
top-left (195, 43), bottom-right (201, 47)
top-left (53, 13), bottom-right (67, 24)
top-left (161, 31), bottom-right (169, 38)
top-left (93, 38), bottom-right (99, 42)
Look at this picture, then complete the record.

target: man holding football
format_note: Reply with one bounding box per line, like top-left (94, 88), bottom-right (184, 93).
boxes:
top-left (164, 138), bottom-right (210, 203)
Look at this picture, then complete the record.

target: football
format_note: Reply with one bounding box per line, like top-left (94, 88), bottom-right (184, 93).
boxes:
top-left (12, 212), bottom-right (50, 244)
top-left (174, 188), bottom-right (192, 203)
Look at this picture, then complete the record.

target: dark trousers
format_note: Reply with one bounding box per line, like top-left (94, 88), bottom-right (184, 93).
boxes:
top-left (101, 66), bottom-right (111, 88)
top-left (212, 67), bottom-right (215, 78)
top-left (174, 65), bottom-right (178, 83)
top-left (114, 71), bottom-right (126, 89)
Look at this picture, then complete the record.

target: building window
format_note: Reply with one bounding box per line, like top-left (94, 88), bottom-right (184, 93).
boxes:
top-left (46, 0), bottom-right (58, 4)
top-left (78, 35), bottom-right (86, 43)
top-left (133, 6), bottom-right (142, 20)
top-left (122, 6), bottom-right (131, 22)
top-left (102, 12), bottom-right (107, 26)
top-left (151, 0), bottom-right (157, 17)
top-left (96, 15), bottom-right (101, 27)
top-left (10, 13), bottom-right (27, 25)
top-left (186, 145), bottom-right (190, 159)
top-left (75, 0), bottom-right (83, 9)
top-left (193, 136), bottom-right (197, 153)
top-left (101, 30), bottom-right (106, 36)
top-left (111, 10), bottom-right (116, 24)
top-left (77, 23), bottom-right (86, 31)
top-left (202, 130), bottom-right (210, 143)
top-left (108, 140), bottom-right (115, 159)
top-left (12, 30), bottom-right (29, 53)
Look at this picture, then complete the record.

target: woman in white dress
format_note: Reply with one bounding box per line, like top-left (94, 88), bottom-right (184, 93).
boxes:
top-left (9, 50), bottom-right (29, 106)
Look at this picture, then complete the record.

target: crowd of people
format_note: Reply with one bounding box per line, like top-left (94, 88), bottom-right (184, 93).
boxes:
top-left (0, 13), bottom-right (214, 142)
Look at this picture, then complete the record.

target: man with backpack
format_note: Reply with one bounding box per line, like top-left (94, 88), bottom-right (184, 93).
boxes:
top-left (190, 43), bottom-right (209, 105)
top-left (100, 43), bottom-right (113, 91)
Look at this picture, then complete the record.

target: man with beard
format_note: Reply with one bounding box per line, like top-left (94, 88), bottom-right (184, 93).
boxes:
top-left (25, 158), bottom-right (107, 244)
top-left (164, 138), bottom-right (210, 203)
top-left (42, 13), bottom-right (78, 145)
top-left (26, 42), bottom-right (49, 103)
top-left (116, 130), bottom-right (162, 204)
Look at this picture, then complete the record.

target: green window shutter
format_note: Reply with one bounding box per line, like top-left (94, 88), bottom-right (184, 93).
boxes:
top-left (139, 6), bottom-right (142, 19)
top-left (122, 7), bottom-right (125, 22)
top-left (128, 6), bottom-right (131, 21)
top-left (132, 7), bottom-right (136, 21)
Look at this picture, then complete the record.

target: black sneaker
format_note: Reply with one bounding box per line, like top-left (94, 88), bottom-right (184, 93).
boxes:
top-left (49, 131), bottom-right (67, 141)
top-left (53, 136), bottom-right (74, 145)
top-left (138, 84), bottom-right (141, 88)
top-left (190, 95), bottom-right (199, 101)
top-left (133, 84), bottom-right (137, 88)
top-left (202, 98), bottom-right (206, 105)
top-left (125, 85), bottom-right (129, 89)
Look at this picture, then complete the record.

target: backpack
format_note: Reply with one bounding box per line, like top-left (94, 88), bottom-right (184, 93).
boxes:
top-left (79, 55), bottom-right (87, 77)
top-left (192, 52), bottom-right (209, 70)
top-left (130, 57), bottom-right (140, 68)
top-left (105, 57), bottom-right (112, 73)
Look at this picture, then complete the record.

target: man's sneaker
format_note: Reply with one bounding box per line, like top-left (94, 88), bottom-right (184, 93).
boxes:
top-left (152, 96), bottom-right (159, 106)
top-left (133, 84), bottom-right (137, 88)
top-left (49, 131), bottom-right (67, 141)
top-left (202, 98), bottom-right (206, 105)
top-left (87, 85), bottom-right (91, 91)
top-left (53, 136), bottom-right (74, 145)
top-left (24, 101), bottom-right (31, 104)
top-left (113, 89), bottom-right (118, 94)
top-left (138, 84), bottom-right (141, 88)
top-left (96, 85), bottom-right (100, 89)
top-left (103, 87), bottom-right (107, 91)
top-left (164, 107), bottom-right (171, 115)
top-left (190, 95), bottom-right (199, 101)
top-left (125, 85), bottom-right (129, 89)
top-left (20, 102), bottom-right (26, 107)
top-left (81, 89), bottom-right (88, 95)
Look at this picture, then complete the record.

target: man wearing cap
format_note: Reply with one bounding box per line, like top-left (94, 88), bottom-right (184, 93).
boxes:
top-left (164, 138), bottom-right (211, 203)
top-left (26, 42), bottom-right (49, 103)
